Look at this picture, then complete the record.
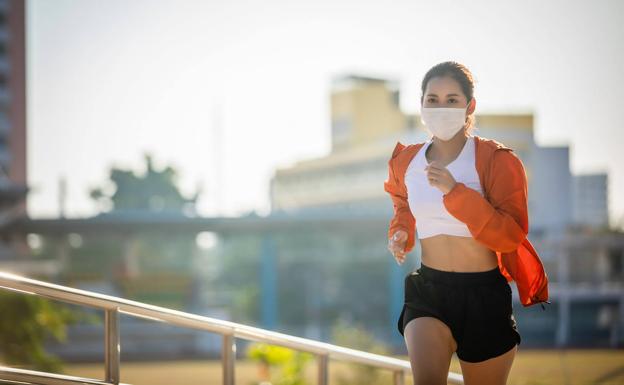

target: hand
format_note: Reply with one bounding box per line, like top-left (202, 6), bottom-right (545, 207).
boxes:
top-left (388, 230), bottom-right (408, 265)
top-left (424, 160), bottom-right (457, 194)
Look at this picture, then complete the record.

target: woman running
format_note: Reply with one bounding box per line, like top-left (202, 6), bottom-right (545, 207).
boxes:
top-left (384, 61), bottom-right (549, 385)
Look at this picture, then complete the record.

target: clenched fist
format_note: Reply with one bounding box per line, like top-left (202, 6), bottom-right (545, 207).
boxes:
top-left (424, 160), bottom-right (457, 194)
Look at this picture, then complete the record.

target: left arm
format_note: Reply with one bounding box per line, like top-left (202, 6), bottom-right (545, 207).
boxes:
top-left (441, 149), bottom-right (529, 253)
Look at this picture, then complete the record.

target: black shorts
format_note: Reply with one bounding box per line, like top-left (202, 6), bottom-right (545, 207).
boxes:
top-left (397, 262), bottom-right (521, 363)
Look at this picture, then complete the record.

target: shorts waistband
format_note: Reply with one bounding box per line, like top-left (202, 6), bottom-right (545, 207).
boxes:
top-left (415, 262), bottom-right (505, 285)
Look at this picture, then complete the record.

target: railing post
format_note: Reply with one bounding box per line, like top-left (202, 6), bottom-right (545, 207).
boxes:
top-left (393, 370), bottom-right (405, 385)
top-left (105, 308), bottom-right (120, 384)
top-left (317, 354), bottom-right (328, 385)
top-left (222, 334), bottom-right (235, 385)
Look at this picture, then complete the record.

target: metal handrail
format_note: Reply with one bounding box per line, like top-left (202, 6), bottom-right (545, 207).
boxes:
top-left (0, 271), bottom-right (465, 385)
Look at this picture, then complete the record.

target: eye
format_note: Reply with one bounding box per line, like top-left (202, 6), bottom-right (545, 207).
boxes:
top-left (448, 98), bottom-right (457, 103)
top-left (426, 98), bottom-right (437, 103)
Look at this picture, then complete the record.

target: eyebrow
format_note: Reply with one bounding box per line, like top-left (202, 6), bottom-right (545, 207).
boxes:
top-left (425, 93), bottom-right (461, 97)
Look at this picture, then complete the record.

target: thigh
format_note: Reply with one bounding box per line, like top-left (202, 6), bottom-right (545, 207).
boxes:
top-left (457, 281), bottom-right (520, 363)
top-left (459, 343), bottom-right (517, 385)
top-left (404, 316), bottom-right (456, 385)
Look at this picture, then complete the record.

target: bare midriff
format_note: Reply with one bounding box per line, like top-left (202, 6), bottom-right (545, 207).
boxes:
top-left (420, 234), bottom-right (498, 272)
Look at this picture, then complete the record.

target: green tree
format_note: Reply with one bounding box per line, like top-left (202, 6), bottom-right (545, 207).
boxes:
top-left (89, 153), bottom-right (201, 213)
top-left (85, 153), bottom-right (203, 308)
top-left (0, 291), bottom-right (96, 372)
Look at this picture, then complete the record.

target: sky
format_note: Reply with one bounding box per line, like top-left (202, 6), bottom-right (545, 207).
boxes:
top-left (27, 0), bottom-right (624, 228)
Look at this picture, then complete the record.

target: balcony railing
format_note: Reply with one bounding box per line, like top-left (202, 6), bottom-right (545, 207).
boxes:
top-left (0, 271), bottom-right (464, 385)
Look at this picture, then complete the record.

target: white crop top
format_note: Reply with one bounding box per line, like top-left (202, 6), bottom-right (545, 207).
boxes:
top-left (405, 135), bottom-right (484, 239)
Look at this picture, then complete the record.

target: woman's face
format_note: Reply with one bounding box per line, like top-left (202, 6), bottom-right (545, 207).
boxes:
top-left (422, 76), bottom-right (471, 109)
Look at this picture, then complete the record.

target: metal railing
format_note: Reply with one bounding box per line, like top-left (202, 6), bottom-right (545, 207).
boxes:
top-left (0, 271), bottom-right (465, 385)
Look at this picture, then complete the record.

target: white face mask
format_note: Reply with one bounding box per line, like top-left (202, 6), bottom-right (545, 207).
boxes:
top-left (420, 105), bottom-right (469, 141)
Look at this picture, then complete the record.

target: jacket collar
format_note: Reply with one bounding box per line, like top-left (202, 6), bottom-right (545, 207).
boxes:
top-left (389, 134), bottom-right (512, 196)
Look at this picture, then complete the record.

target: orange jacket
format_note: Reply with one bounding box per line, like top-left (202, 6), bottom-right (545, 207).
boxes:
top-left (384, 135), bottom-right (550, 308)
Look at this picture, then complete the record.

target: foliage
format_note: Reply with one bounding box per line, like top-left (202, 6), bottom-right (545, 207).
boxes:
top-left (89, 153), bottom-right (201, 213)
top-left (246, 342), bottom-right (314, 385)
top-left (0, 291), bottom-right (99, 372)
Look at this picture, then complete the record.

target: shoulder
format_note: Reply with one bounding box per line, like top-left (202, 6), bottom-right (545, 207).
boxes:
top-left (474, 135), bottom-right (526, 175)
top-left (490, 146), bottom-right (526, 183)
top-left (475, 135), bottom-right (514, 152)
top-left (390, 141), bottom-right (407, 159)
top-left (389, 140), bottom-right (426, 160)
top-left (476, 135), bottom-right (522, 164)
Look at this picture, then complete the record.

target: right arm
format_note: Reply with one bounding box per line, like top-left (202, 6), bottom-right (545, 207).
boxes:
top-left (383, 153), bottom-right (416, 255)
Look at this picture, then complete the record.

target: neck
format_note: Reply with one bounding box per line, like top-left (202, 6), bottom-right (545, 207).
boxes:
top-left (431, 130), bottom-right (470, 157)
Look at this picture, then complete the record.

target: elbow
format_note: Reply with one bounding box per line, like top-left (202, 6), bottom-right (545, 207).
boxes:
top-left (498, 232), bottom-right (526, 253)
top-left (499, 242), bottom-right (521, 253)
top-left (475, 227), bottom-right (525, 253)
top-left (483, 216), bottom-right (527, 253)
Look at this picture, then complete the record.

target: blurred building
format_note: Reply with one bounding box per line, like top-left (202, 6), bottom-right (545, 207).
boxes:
top-left (572, 174), bottom-right (609, 228)
top-left (0, 0), bottom-right (28, 249)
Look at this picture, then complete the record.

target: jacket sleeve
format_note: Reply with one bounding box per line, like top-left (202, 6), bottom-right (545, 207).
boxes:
top-left (442, 149), bottom-right (529, 253)
top-left (383, 152), bottom-right (416, 254)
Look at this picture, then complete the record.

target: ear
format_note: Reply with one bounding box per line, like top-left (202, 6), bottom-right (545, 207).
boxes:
top-left (467, 98), bottom-right (476, 115)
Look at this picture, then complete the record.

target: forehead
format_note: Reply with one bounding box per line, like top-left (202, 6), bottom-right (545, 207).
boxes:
top-left (424, 76), bottom-right (463, 95)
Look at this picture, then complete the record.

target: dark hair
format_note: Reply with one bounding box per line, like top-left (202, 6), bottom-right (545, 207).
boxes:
top-left (420, 61), bottom-right (476, 133)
